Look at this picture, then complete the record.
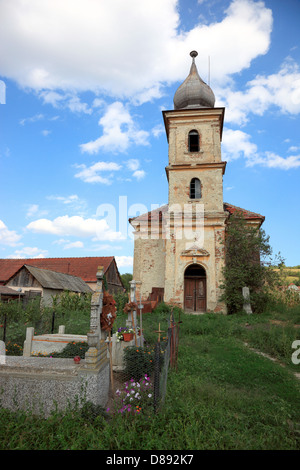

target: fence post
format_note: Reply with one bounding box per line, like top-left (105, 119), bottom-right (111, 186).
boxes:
top-left (153, 341), bottom-right (161, 414)
top-left (2, 312), bottom-right (7, 343)
top-left (23, 327), bottom-right (34, 357)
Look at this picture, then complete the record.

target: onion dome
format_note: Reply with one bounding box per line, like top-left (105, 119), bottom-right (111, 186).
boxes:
top-left (173, 51), bottom-right (215, 110)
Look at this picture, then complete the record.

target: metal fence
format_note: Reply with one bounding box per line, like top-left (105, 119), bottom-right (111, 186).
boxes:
top-left (109, 310), bottom-right (180, 415)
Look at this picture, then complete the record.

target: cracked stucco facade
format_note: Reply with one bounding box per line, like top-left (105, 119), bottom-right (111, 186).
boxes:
top-left (131, 107), bottom-right (228, 313)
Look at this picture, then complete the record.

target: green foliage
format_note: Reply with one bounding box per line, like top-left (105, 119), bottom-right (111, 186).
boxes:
top-left (1, 292), bottom-right (91, 351)
top-left (220, 212), bottom-right (284, 314)
top-left (123, 342), bottom-right (167, 381)
top-left (49, 341), bottom-right (89, 359)
top-left (1, 306), bottom-right (299, 450)
top-left (79, 402), bottom-right (110, 423)
top-left (120, 273), bottom-right (133, 292)
top-left (113, 291), bottom-right (129, 315)
top-left (5, 341), bottom-right (23, 356)
top-left (51, 291), bottom-right (91, 314)
top-left (123, 345), bottom-right (155, 380)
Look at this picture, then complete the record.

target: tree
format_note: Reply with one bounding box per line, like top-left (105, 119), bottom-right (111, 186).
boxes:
top-left (220, 212), bottom-right (283, 314)
top-left (121, 273), bottom-right (133, 292)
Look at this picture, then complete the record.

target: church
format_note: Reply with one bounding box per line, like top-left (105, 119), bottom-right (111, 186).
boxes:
top-left (129, 51), bottom-right (264, 314)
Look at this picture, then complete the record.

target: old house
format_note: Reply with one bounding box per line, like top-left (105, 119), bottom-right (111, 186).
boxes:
top-left (5, 264), bottom-right (93, 307)
top-left (130, 51), bottom-right (264, 313)
top-left (0, 256), bottom-right (124, 294)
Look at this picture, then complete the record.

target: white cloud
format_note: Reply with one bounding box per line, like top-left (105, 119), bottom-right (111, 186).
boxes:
top-left (47, 194), bottom-right (79, 204)
top-left (152, 124), bottom-right (165, 138)
top-left (126, 159), bottom-right (146, 180)
top-left (132, 170), bottom-right (145, 180)
top-left (74, 161), bottom-right (122, 184)
top-left (80, 102), bottom-right (149, 154)
top-left (0, 0), bottom-right (273, 100)
top-left (7, 247), bottom-right (48, 259)
top-left (288, 146), bottom-right (300, 153)
top-left (39, 90), bottom-right (92, 114)
top-left (126, 159), bottom-right (140, 172)
top-left (222, 127), bottom-right (300, 169)
top-left (115, 256), bottom-right (133, 268)
top-left (19, 113), bottom-right (44, 126)
top-left (26, 215), bottom-right (123, 241)
top-left (26, 204), bottom-right (39, 218)
top-left (217, 58), bottom-right (300, 124)
top-left (222, 128), bottom-right (258, 161)
top-left (63, 241), bottom-right (84, 250)
top-left (246, 152), bottom-right (300, 170)
top-left (0, 220), bottom-right (22, 246)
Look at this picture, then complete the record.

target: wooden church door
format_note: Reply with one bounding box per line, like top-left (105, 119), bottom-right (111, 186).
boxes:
top-left (184, 277), bottom-right (206, 312)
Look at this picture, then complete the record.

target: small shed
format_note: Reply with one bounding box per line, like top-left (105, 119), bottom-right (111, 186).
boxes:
top-left (6, 265), bottom-right (93, 307)
top-left (0, 286), bottom-right (24, 303)
top-left (0, 256), bottom-right (124, 294)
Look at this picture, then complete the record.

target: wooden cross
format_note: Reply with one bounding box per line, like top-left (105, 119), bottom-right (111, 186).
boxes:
top-left (155, 323), bottom-right (164, 343)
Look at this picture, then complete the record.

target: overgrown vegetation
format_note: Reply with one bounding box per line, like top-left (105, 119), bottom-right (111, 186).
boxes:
top-left (0, 291), bottom-right (92, 347)
top-left (1, 302), bottom-right (299, 450)
top-left (120, 273), bottom-right (133, 292)
top-left (220, 212), bottom-right (285, 314)
top-left (1, 276), bottom-right (299, 450)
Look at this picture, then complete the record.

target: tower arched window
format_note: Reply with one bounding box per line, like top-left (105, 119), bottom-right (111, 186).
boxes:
top-left (190, 178), bottom-right (201, 199)
top-left (188, 130), bottom-right (199, 152)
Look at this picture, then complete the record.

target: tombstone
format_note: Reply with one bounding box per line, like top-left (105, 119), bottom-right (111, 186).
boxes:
top-left (85, 266), bottom-right (107, 368)
top-left (242, 286), bottom-right (252, 314)
top-left (0, 340), bottom-right (5, 364)
top-left (126, 280), bottom-right (137, 329)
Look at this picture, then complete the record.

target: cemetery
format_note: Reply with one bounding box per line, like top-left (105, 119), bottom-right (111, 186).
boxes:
top-left (0, 266), bottom-right (151, 417)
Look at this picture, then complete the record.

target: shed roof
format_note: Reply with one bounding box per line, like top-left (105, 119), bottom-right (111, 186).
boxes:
top-left (22, 265), bottom-right (93, 293)
top-left (0, 256), bottom-right (115, 284)
top-left (0, 286), bottom-right (24, 296)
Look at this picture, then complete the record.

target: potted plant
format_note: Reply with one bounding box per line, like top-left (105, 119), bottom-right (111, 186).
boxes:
top-left (116, 326), bottom-right (134, 342)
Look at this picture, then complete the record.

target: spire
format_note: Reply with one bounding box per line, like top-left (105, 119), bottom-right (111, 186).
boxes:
top-left (173, 51), bottom-right (215, 110)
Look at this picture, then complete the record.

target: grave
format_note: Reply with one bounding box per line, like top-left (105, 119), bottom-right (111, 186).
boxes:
top-left (242, 286), bottom-right (253, 314)
top-left (111, 279), bottom-right (143, 370)
top-left (0, 266), bottom-right (110, 417)
top-left (23, 325), bottom-right (87, 357)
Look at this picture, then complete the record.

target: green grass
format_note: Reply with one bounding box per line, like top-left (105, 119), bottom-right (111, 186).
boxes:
top-left (0, 304), bottom-right (299, 450)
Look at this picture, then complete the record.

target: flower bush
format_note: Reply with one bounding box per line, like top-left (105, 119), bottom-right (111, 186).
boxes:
top-left (107, 375), bottom-right (153, 415)
top-left (123, 343), bottom-right (167, 380)
top-left (5, 341), bottom-right (23, 356)
top-left (116, 326), bottom-right (134, 341)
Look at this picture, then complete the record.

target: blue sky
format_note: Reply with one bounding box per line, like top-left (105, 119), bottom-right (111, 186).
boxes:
top-left (0, 0), bottom-right (299, 273)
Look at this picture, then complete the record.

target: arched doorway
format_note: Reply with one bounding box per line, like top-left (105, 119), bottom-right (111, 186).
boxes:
top-left (184, 264), bottom-right (206, 313)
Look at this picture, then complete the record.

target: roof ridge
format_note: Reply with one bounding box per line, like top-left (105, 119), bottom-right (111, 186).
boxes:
top-left (0, 256), bottom-right (114, 261)
top-left (24, 264), bottom-right (83, 279)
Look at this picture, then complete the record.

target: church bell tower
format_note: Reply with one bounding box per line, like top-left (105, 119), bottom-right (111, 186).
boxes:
top-left (162, 51), bottom-right (227, 312)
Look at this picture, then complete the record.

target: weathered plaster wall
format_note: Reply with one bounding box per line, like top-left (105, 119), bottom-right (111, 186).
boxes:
top-left (132, 235), bottom-right (166, 301)
top-left (164, 219), bottom-right (226, 312)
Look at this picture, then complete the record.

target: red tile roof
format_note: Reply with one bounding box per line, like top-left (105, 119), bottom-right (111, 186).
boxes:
top-left (0, 257), bottom-right (115, 284)
top-left (129, 203), bottom-right (265, 224)
top-left (224, 203), bottom-right (265, 223)
top-left (129, 204), bottom-right (168, 223)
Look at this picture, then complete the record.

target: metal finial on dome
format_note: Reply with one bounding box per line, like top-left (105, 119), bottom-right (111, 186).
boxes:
top-left (173, 50), bottom-right (215, 110)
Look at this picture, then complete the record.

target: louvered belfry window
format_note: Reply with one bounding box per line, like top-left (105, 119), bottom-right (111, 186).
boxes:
top-left (190, 178), bottom-right (201, 199)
